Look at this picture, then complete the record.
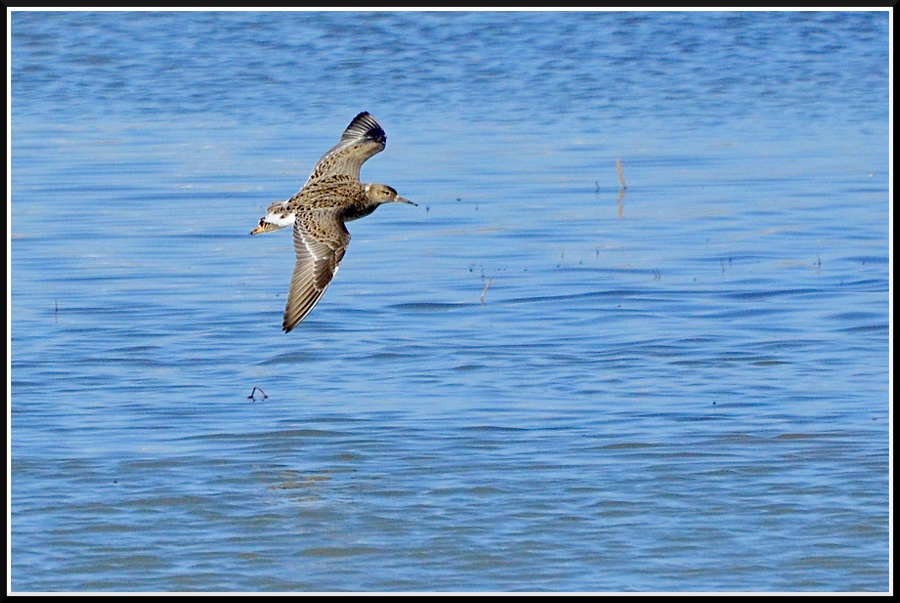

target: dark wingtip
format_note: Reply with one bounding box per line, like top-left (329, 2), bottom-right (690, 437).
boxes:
top-left (343, 111), bottom-right (386, 145)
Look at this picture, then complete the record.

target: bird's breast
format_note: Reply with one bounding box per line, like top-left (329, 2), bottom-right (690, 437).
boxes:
top-left (342, 202), bottom-right (379, 222)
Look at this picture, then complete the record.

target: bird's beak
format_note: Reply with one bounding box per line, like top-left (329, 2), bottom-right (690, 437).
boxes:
top-left (397, 196), bottom-right (417, 206)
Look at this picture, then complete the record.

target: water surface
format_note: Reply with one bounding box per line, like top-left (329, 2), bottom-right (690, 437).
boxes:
top-left (10, 10), bottom-right (890, 592)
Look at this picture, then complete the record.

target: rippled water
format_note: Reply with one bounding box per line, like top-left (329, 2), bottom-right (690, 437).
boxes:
top-left (10, 10), bottom-right (890, 592)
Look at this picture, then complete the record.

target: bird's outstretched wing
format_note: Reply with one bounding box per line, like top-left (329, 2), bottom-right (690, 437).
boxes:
top-left (305, 112), bottom-right (386, 183)
top-left (282, 209), bottom-right (350, 332)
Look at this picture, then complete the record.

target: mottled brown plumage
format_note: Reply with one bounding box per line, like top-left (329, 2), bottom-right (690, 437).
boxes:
top-left (251, 112), bottom-right (415, 332)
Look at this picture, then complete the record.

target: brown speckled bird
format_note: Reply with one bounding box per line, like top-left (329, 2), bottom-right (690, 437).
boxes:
top-left (251, 112), bottom-right (415, 332)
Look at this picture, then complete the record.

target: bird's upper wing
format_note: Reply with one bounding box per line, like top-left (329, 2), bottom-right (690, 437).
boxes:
top-left (282, 209), bottom-right (350, 332)
top-left (305, 112), bottom-right (386, 183)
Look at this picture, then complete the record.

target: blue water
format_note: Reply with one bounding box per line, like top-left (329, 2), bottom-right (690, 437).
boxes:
top-left (10, 10), bottom-right (890, 592)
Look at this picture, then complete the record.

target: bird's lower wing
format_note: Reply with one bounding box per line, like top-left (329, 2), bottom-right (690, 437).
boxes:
top-left (282, 210), bottom-right (350, 332)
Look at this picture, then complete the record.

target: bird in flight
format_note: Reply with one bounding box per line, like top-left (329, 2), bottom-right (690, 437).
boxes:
top-left (251, 112), bottom-right (416, 332)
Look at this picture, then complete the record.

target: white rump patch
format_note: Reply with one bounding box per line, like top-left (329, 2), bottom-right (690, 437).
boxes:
top-left (266, 212), bottom-right (296, 228)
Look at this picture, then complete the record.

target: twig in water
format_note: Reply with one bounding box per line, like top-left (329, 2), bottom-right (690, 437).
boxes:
top-left (616, 158), bottom-right (627, 189)
top-left (479, 278), bottom-right (494, 304)
top-left (248, 387), bottom-right (268, 401)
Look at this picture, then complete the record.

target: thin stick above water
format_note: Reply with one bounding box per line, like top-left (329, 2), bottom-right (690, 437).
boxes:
top-left (480, 278), bottom-right (493, 303)
top-left (616, 158), bottom-right (627, 189)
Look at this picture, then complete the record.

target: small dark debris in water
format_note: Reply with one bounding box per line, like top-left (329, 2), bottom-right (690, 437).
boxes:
top-left (594, 180), bottom-right (600, 193)
top-left (248, 387), bottom-right (268, 401)
top-left (653, 270), bottom-right (661, 281)
top-left (426, 206), bottom-right (430, 212)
